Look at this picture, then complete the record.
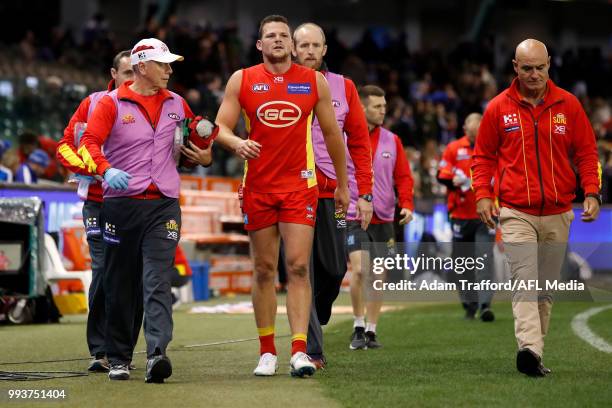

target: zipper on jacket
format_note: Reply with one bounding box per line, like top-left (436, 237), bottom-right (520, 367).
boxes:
top-left (533, 119), bottom-right (546, 215)
top-left (524, 100), bottom-right (563, 216)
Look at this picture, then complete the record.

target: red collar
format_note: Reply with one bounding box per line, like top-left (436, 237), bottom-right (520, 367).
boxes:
top-left (116, 80), bottom-right (172, 101)
top-left (507, 78), bottom-right (562, 106)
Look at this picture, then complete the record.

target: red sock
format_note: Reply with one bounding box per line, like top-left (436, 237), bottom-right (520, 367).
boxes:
top-left (291, 333), bottom-right (307, 355)
top-left (258, 326), bottom-right (276, 355)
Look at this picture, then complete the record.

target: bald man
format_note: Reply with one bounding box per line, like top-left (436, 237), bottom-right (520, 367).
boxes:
top-left (437, 113), bottom-right (496, 322)
top-left (472, 39), bottom-right (601, 376)
top-left (293, 22), bottom-right (373, 367)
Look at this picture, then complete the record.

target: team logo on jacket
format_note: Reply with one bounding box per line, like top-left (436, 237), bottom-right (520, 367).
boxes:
top-left (252, 83), bottom-right (270, 93)
top-left (381, 151), bottom-right (392, 159)
top-left (168, 112), bottom-right (180, 120)
top-left (122, 114), bottom-right (136, 124)
top-left (256, 101), bottom-right (302, 128)
top-left (332, 100), bottom-right (341, 108)
top-left (553, 113), bottom-right (567, 125)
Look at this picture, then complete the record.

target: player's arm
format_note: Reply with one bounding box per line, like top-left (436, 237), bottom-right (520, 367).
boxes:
top-left (214, 70), bottom-right (261, 160)
top-left (314, 71), bottom-right (349, 211)
top-left (56, 97), bottom-right (91, 175)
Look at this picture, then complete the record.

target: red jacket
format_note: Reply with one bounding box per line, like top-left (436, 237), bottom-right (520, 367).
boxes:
top-left (438, 136), bottom-right (478, 219)
top-left (472, 79), bottom-right (600, 216)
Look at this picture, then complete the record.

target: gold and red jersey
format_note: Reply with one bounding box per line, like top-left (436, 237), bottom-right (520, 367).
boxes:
top-left (238, 63), bottom-right (319, 193)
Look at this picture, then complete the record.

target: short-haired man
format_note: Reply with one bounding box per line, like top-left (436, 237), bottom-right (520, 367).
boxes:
top-left (215, 15), bottom-right (349, 377)
top-left (293, 22), bottom-right (373, 369)
top-left (347, 85), bottom-right (414, 350)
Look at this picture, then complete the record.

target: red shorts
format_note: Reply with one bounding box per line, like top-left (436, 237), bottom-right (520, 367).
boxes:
top-left (242, 187), bottom-right (319, 231)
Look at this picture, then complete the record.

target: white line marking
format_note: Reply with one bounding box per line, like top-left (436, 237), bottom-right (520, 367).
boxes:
top-left (571, 304), bottom-right (612, 353)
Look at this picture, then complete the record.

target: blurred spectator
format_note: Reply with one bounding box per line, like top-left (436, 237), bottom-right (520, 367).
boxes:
top-left (0, 140), bottom-right (13, 182)
top-left (15, 148), bottom-right (49, 184)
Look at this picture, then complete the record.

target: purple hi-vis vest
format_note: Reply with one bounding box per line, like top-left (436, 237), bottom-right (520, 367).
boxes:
top-left (102, 90), bottom-right (184, 198)
top-left (73, 90), bottom-right (109, 200)
top-left (348, 127), bottom-right (397, 222)
top-left (311, 71), bottom-right (350, 179)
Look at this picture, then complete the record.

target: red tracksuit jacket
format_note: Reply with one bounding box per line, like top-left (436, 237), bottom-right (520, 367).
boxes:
top-left (472, 78), bottom-right (600, 216)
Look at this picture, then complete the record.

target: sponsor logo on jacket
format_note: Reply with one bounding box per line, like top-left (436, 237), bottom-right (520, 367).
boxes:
top-left (122, 114), bottom-right (136, 124)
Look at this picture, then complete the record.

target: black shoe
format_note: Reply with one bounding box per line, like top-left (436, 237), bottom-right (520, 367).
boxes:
top-left (479, 308), bottom-right (495, 322)
top-left (463, 302), bottom-right (478, 320)
top-left (539, 363), bottom-right (552, 374)
top-left (365, 331), bottom-right (382, 349)
top-left (516, 348), bottom-right (546, 377)
top-left (145, 355), bottom-right (172, 383)
top-left (88, 354), bottom-right (110, 372)
top-left (349, 327), bottom-right (367, 350)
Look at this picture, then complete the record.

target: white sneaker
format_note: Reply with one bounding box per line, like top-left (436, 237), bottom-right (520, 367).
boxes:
top-left (253, 353), bottom-right (278, 376)
top-left (290, 352), bottom-right (316, 378)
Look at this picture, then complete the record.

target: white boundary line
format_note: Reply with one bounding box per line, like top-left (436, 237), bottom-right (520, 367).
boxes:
top-left (571, 304), bottom-right (612, 353)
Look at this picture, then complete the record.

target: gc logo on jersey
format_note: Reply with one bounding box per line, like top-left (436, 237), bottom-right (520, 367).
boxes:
top-left (256, 101), bottom-right (302, 128)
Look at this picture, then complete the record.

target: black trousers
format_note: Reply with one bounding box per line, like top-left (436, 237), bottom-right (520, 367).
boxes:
top-left (84, 200), bottom-right (143, 358)
top-left (307, 198), bottom-right (347, 356)
top-left (450, 218), bottom-right (495, 307)
top-left (102, 197), bottom-right (180, 365)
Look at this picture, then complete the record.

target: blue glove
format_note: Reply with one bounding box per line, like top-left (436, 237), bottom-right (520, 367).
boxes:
top-left (104, 168), bottom-right (132, 191)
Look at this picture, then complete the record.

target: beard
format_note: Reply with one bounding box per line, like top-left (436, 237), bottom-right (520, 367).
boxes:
top-left (265, 48), bottom-right (290, 64)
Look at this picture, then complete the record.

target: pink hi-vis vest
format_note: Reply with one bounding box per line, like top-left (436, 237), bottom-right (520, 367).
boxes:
top-left (348, 127), bottom-right (397, 222)
top-left (311, 71), bottom-right (350, 179)
top-left (102, 90), bottom-right (184, 198)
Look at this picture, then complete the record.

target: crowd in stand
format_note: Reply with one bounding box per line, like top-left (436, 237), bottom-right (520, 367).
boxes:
top-left (1, 12), bottom-right (611, 203)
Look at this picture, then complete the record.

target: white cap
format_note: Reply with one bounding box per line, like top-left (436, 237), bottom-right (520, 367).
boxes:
top-left (130, 38), bottom-right (184, 65)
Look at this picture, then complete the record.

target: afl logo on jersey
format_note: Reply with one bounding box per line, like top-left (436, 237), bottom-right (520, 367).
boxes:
top-left (256, 101), bottom-right (302, 128)
top-left (252, 83), bottom-right (270, 93)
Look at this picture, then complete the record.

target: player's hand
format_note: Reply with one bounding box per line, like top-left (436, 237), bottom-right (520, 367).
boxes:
top-left (104, 168), bottom-right (132, 191)
top-left (181, 140), bottom-right (213, 167)
top-left (581, 196), bottom-right (600, 222)
top-left (399, 208), bottom-right (413, 225)
top-left (476, 198), bottom-right (498, 229)
top-left (334, 185), bottom-right (350, 214)
top-left (452, 175), bottom-right (463, 186)
top-left (355, 197), bottom-right (373, 230)
top-left (234, 139), bottom-right (261, 160)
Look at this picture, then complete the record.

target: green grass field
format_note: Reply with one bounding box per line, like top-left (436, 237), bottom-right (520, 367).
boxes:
top-left (1, 296), bottom-right (611, 407)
